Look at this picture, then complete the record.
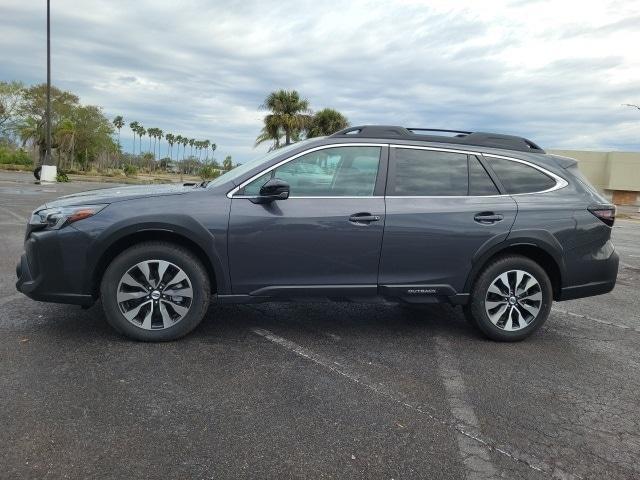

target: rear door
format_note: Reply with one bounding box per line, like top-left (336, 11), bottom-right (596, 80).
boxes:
top-left (228, 144), bottom-right (388, 296)
top-left (379, 146), bottom-right (517, 298)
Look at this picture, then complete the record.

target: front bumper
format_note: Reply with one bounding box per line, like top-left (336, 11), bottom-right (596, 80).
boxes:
top-left (15, 228), bottom-right (95, 306)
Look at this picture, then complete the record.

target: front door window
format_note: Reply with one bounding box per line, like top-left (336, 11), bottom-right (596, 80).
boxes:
top-left (242, 146), bottom-right (382, 197)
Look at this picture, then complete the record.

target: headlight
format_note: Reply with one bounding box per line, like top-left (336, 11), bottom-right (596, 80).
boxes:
top-left (30, 204), bottom-right (107, 230)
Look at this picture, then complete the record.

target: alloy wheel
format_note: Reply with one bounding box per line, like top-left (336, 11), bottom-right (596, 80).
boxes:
top-left (116, 260), bottom-right (193, 330)
top-left (484, 269), bottom-right (542, 331)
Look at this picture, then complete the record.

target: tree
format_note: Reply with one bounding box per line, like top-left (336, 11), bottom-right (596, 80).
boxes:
top-left (202, 139), bottom-right (210, 162)
top-left (222, 155), bottom-right (233, 171)
top-left (181, 136), bottom-right (189, 159)
top-left (189, 138), bottom-right (195, 158)
top-left (129, 121), bottom-right (139, 155)
top-left (112, 115), bottom-right (124, 152)
top-left (256, 90), bottom-right (311, 148)
top-left (71, 105), bottom-right (116, 170)
top-left (175, 135), bottom-right (183, 160)
top-left (54, 117), bottom-right (75, 169)
top-left (0, 80), bottom-right (24, 136)
top-left (210, 142), bottom-right (216, 161)
top-left (17, 84), bottom-right (79, 165)
top-left (165, 133), bottom-right (175, 160)
top-left (156, 128), bottom-right (163, 160)
top-left (255, 115), bottom-right (282, 151)
top-left (307, 108), bottom-right (349, 137)
top-left (137, 126), bottom-right (146, 154)
top-left (147, 127), bottom-right (153, 153)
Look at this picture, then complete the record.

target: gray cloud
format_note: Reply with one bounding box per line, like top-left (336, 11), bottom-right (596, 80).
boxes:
top-left (1, 0), bottom-right (639, 163)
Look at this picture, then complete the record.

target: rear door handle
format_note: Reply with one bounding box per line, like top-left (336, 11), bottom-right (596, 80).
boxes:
top-left (349, 213), bottom-right (381, 224)
top-left (474, 212), bottom-right (504, 224)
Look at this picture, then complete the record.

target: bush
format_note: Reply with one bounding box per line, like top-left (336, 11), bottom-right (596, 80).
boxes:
top-left (199, 165), bottom-right (221, 181)
top-left (56, 171), bottom-right (70, 182)
top-left (0, 146), bottom-right (33, 166)
top-left (123, 164), bottom-right (138, 176)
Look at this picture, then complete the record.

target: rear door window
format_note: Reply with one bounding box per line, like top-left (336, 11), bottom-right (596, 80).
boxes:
top-left (469, 155), bottom-right (499, 195)
top-left (390, 148), bottom-right (468, 196)
top-left (485, 157), bottom-right (556, 194)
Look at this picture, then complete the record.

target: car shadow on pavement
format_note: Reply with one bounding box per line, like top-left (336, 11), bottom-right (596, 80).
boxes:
top-left (13, 299), bottom-right (523, 344)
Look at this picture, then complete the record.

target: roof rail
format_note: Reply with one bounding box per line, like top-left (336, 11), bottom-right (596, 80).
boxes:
top-left (330, 125), bottom-right (545, 153)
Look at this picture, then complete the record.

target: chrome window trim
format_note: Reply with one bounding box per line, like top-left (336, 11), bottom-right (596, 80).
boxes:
top-left (231, 195), bottom-right (384, 199)
top-left (385, 195), bottom-right (506, 199)
top-left (482, 153), bottom-right (568, 195)
top-left (226, 143), bottom-right (388, 198)
top-left (389, 145), bottom-right (568, 197)
top-left (227, 142), bottom-right (569, 199)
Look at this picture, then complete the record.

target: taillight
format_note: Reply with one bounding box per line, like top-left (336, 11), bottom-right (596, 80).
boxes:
top-left (588, 205), bottom-right (616, 227)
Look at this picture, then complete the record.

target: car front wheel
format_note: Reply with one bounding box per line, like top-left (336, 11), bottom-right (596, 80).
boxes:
top-left (464, 255), bottom-right (552, 341)
top-left (100, 241), bottom-right (210, 341)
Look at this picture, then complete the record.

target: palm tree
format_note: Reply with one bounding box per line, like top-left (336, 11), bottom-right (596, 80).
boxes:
top-left (156, 129), bottom-right (163, 160)
top-left (113, 116), bottom-right (124, 151)
top-left (256, 90), bottom-right (311, 148)
top-left (18, 117), bottom-right (45, 164)
top-left (210, 142), bottom-right (216, 161)
top-left (137, 126), bottom-right (146, 155)
top-left (147, 127), bottom-right (153, 153)
top-left (306, 108), bottom-right (349, 137)
top-left (181, 136), bottom-right (189, 160)
top-left (178, 135), bottom-right (188, 182)
top-left (188, 138), bottom-right (195, 159)
top-left (255, 115), bottom-right (282, 151)
top-left (129, 121), bottom-right (139, 155)
top-left (202, 140), bottom-right (209, 162)
top-left (165, 133), bottom-right (175, 161)
top-left (175, 135), bottom-right (183, 161)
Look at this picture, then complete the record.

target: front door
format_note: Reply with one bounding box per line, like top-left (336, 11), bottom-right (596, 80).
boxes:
top-left (228, 145), bottom-right (387, 296)
top-left (379, 146), bottom-right (517, 297)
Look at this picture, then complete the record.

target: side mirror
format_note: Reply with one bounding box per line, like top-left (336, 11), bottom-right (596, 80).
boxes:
top-left (250, 178), bottom-right (290, 204)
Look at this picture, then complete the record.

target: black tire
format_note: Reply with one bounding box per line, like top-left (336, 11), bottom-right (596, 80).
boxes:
top-left (464, 255), bottom-right (552, 342)
top-left (100, 241), bottom-right (210, 341)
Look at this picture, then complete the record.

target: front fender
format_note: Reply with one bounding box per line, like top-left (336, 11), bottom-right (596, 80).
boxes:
top-left (81, 213), bottom-right (230, 295)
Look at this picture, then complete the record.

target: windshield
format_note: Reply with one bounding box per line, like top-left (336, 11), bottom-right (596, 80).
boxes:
top-left (206, 140), bottom-right (315, 188)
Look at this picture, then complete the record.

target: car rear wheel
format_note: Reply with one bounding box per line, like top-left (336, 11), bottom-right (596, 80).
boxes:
top-left (100, 241), bottom-right (210, 341)
top-left (464, 255), bottom-right (552, 341)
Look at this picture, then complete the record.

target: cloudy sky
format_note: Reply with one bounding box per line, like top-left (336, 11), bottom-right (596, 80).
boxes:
top-left (1, 0), bottom-right (639, 162)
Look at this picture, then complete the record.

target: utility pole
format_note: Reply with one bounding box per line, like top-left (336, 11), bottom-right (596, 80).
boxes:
top-left (45, 0), bottom-right (52, 166)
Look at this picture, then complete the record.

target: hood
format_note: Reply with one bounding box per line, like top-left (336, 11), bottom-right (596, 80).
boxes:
top-left (40, 183), bottom-right (195, 209)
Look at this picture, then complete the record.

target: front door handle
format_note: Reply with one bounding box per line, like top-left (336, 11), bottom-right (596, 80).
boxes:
top-left (349, 213), bottom-right (381, 224)
top-left (474, 212), bottom-right (504, 224)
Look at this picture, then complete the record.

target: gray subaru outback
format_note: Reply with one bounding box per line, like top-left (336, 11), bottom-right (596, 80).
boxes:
top-left (16, 125), bottom-right (619, 342)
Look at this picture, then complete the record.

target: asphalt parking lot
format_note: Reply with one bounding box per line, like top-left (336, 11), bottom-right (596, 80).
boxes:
top-left (1, 171), bottom-right (639, 479)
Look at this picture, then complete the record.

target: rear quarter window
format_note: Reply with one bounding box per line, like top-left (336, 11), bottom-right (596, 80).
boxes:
top-left (485, 157), bottom-right (556, 194)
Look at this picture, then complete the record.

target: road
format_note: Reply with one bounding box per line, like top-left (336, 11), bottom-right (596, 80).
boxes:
top-left (1, 171), bottom-right (639, 479)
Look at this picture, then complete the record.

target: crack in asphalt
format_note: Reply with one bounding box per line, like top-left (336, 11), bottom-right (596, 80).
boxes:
top-left (251, 326), bottom-right (580, 480)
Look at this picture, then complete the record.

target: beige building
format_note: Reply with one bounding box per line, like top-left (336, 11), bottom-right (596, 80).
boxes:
top-left (548, 149), bottom-right (640, 205)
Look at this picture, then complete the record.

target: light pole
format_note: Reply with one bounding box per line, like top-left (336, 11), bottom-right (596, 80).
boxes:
top-left (40, 0), bottom-right (57, 182)
top-left (45, 0), bottom-right (51, 165)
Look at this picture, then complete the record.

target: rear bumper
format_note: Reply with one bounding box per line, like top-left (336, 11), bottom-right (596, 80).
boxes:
top-left (557, 248), bottom-right (619, 301)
